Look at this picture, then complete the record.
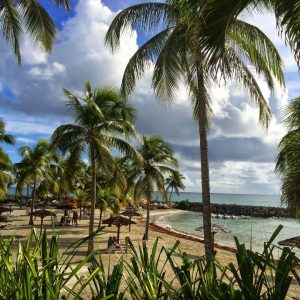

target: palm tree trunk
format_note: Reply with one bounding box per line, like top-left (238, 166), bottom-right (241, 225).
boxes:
top-left (29, 180), bottom-right (36, 225)
top-left (79, 206), bottom-right (82, 219)
top-left (98, 208), bottom-right (103, 229)
top-left (144, 190), bottom-right (151, 240)
top-left (196, 54), bottom-right (212, 257)
top-left (169, 187), bottom-right (174, 207)
top-left (88, 146), bottom-right (96, 254)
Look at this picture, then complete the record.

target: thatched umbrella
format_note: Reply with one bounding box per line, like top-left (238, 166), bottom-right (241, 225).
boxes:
top-left (278, 236), bottom-right (300, 249)
top-left (121, 209), bottom-right (141, 232)
top-left (28, 209), bottom-right (56, 235)
top-left (196, 224), bottom-right (231, 246)
top-left (0, 205), bottom-right (12, 215)
top-left (103, 216), bottom-right (136, 243)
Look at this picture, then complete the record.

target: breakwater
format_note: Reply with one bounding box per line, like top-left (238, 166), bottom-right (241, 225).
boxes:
top-left (175, 202), bottom-right (293, 218)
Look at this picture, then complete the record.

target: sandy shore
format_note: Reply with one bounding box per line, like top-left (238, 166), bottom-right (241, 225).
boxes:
top-left (0, 205), bottom-right (299, 298)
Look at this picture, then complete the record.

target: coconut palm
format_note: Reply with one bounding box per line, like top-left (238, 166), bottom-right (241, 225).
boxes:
top-left (105, 1), bottom-right (284, 256)
top-left (51, 81), bottom-right (140, 253)
top-left (163, 171), bottom-right (185, 206)
top-left (1, 0), bottom-right (70, 64)
top-left (15, 140), bottom-right (54, 225)
top-left (276, 97), bottom-right (300, 215)
top-left (124, 135), bottom-right (178, 240)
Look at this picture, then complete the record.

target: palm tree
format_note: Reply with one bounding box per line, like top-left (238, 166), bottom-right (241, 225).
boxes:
top-left (276, 97), bottom-right (300, 215)
top-left (163, 171), bottom-right (185, 206)
top-left (125, 135), bottom-right (178, 240)
top-left (0, 119), bottom-right (15, 198)
top-left (15, 140), bottom-right (54, 225)
top-left (1, 0), bottom-right (70, 64)
top-left (105, 1), bottom-right (284, 256)
top-left (51, 81), bottom-right (140, 253)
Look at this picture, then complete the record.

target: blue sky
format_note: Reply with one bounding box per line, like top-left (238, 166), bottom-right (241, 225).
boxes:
top-left (0, 0), bottom-right (298, 194)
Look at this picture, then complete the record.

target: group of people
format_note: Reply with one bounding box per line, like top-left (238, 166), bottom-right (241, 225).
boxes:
top-left (59, 210), bottom-right (79, 226)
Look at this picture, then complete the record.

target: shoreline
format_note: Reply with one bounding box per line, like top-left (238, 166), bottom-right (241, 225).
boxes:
top-left (149, 209), bottom-right (237, 253)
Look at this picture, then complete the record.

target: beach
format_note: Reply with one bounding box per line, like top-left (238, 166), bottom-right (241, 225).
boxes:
top-left (0, 205), bottom-right (299, 298)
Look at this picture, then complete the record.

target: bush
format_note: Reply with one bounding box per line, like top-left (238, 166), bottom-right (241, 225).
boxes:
top-left (0, 226), bottom-right (298, 299)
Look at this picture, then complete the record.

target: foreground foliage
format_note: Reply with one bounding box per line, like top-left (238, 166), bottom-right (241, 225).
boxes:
top-left (0, 226), bottom-right (298, 299)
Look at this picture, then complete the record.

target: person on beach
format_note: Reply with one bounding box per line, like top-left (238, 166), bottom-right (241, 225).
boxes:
top-left (72, 210), bottom-right (78, 226)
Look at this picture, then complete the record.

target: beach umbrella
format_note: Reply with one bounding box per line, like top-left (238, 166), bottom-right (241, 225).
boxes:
top-left (195, 224), bottom-right (231, 246)
top-left (278, 236), bottom-right (300, 249)
top-left (103, 216), bottom-right (136, 243)
top-left (28, 209), bottom-right (56, 235)
top-left (0, 205), bottom-right (12, 215)
top-left (121, 209), bottom-right (141, 232)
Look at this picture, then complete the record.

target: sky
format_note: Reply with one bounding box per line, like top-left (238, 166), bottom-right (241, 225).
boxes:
top-left (0, 0), bottom-right (299, 195)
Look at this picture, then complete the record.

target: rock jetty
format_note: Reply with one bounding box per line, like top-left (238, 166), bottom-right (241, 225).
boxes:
top-left (175, 202), bottom-right (293, 218)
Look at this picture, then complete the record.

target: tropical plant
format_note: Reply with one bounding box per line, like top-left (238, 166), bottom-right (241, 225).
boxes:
top-left (0, 229), bottom-right (90, 299)
top-left (276, 97), bottom-right (300, 215)
top-left (15, 140), bottom-right (54, 225)
top-left (51, 81), bottom-right (140, 253)
top-left (105, 0), bottom-right (284, 256)
top-left (1, 0), bottom-right (70, 64)
top-left (163, 171), bottom-right (185, 206)
top-left (124, 135), bottom-right (178, 240)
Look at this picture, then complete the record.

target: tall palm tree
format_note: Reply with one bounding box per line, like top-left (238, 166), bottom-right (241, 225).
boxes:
top-left (125, 135), bottom-right (178, 240)
top-left (276, 97), bottom-right (300, 215)
top-left (15, 140), bottom-right (54, 225)
top-left (1, 0), bottom-right (70, 64)
top-left (163, 171), bottom-right (185, 206)
top-left (51, 81), bottom-right (140, 253)
top-left (105, 1), bottom-right (284, 256)
top-left (0, 119), bottom-right (15, 198)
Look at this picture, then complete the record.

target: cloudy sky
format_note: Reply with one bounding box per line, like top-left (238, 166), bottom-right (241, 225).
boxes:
top-left (0, 0), bottom-right (298, 195)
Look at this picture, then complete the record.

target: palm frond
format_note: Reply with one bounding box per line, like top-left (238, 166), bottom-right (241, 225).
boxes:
top-left (19, 0), bottom-right (56, 52)
top-left (227, 19), bottom-right (285, 89)
top-left (225, 47), bottom-right (271, 128)
top-left (0, 0), bottom-right (23, 63)
top-left (121, 28), bottom-right (173, 97)
top-left (105, 2), bottom-right (173, 51)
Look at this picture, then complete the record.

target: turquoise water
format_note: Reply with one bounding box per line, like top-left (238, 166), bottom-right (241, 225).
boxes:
top-left (153, 192), bottom-right (282, 207)
top-left (153, 192), bottom-right (298, 254)
top-left (156, 212), bottom-right (300, 255)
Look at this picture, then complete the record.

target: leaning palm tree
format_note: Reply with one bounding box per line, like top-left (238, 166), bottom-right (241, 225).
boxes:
top-left (15, 140), bottom-right (54, 225)
top-left (163, 171), bottom-right (185, 206)
top-left (105, 1), bottom-right (284, 256)
top-left (1, 0), bottom-right (70, 64)
top-left (276, 97), bottom-right (300, 216)
top-left (51, 81), bottom-right (140, 253)
top-left (125, 135), bottom-right (178, 240)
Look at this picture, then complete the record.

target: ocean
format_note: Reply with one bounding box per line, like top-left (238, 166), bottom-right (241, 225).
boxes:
top-left (152, 192), bottom-right (282, 207)
top-left (152, 192), bottom-right (300, 255)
